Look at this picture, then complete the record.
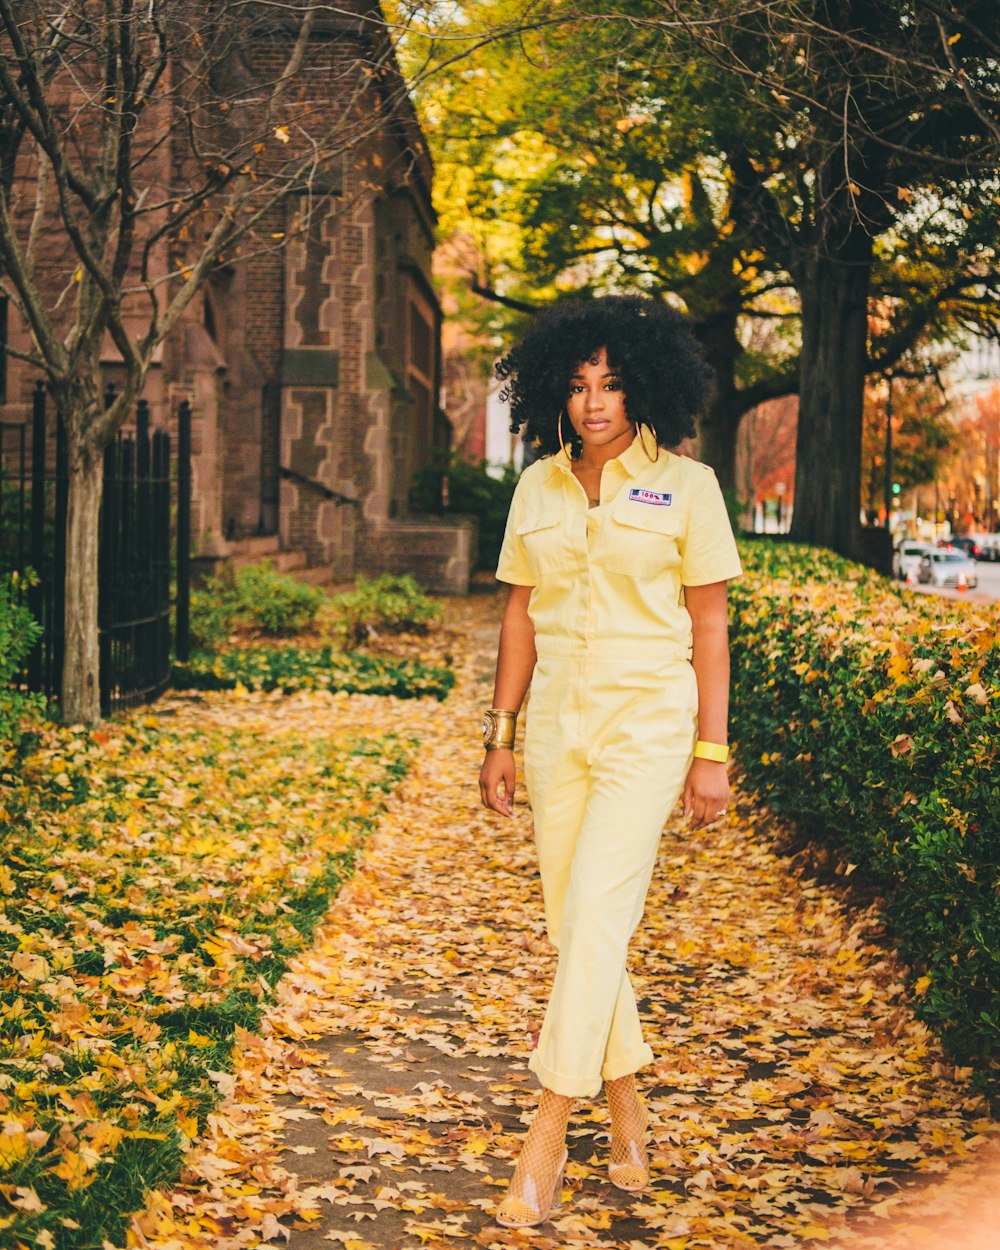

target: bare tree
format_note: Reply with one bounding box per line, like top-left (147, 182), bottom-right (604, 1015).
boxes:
top-left (0, 0), bottom-right (429, 722)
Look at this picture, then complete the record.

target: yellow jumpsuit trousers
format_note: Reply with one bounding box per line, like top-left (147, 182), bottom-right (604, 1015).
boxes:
top-left (496, 434), bottom-right (742, 1100)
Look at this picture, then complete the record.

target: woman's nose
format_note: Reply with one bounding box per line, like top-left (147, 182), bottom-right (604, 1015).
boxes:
top-left (585, 387), bottom-right (603, 410)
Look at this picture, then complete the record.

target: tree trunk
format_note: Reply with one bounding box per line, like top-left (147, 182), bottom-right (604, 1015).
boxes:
top-left (789, 236), bottom-right (873, 559)
top-left (61, 430), bottom-right (104, 724)
top-left (693, 311), bottom-right (743, 496)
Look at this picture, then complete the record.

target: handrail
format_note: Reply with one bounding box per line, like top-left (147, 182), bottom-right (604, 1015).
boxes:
top-left (278, 464), bottom-right (359, 507)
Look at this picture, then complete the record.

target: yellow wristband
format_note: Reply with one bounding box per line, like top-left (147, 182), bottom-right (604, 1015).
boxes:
top-left (693, 739), bottom-right (729, 763)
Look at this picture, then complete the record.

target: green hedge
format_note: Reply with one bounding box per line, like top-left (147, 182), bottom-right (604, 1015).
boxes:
top-left (173, 645), bottom-right (455, 700)
top-left (730, 541), bottom-right (999, 1075)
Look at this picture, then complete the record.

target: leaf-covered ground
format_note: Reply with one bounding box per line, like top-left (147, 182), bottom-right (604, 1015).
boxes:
top-left (0, 689), bottom-right (411, 1248)
top-left (129, 593), bottom-right (998, 1250)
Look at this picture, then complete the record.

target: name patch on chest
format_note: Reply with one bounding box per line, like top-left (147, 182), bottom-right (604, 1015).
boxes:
top-left (628, 488), bottom-right (673, 506)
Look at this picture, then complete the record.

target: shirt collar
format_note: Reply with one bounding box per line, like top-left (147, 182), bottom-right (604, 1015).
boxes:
top-left (546, 425), bottom-right (662, 480)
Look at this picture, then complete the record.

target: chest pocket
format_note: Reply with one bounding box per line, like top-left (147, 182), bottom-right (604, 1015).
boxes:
top-left (607, 499), bottom-right (682, 577)
top-left (516, 511), bottom-right (571, 576)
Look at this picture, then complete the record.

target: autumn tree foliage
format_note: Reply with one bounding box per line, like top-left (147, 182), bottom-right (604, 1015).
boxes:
top-left (402, 4), bottom-right (802, 493)
top-left (940, 383), bottom-right (1000, 531)
top-left (0, 0), bottom-right (416, 723)
top-left (402, 0), bottom-right (999, 558)
top-left (599, 1), bottom-right (1000, 557)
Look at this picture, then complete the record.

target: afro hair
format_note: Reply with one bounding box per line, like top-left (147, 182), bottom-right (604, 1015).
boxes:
top-left (496, 295), bottom-right (714, 457)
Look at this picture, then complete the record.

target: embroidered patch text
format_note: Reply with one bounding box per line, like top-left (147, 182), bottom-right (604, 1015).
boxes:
top-left (628, 488), bottom-right (673, 506)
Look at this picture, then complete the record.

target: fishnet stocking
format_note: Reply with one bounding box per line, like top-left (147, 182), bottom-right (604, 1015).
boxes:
top-left (606, 1073), bottom-right (649, 1191)
top-left (495, 1090), bottom-right (573, 1228)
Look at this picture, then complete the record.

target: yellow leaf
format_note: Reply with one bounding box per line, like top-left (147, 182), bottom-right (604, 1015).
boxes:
top-left (914, 974), bottom-right (932, 997)
top-left (49, 1149), bottom-right (95, 1190)
top-left (177, 1113), bottom-right (200, 1139)
top-left (11, 952), bottom-right (50, 983)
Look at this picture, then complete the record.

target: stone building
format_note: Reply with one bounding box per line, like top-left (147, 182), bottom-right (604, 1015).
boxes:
top-left (0, 2), bottom-right (473, 594)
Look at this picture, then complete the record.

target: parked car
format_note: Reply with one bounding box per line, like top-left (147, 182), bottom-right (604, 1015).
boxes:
top-left (892, 540), bottom-right (935, 581)
top-left (917, 550), bottom-right (979, 589)
top-left (940, 535), bottom-right (982, 560)
top-left (976, 534), bottom-right (1000, 562)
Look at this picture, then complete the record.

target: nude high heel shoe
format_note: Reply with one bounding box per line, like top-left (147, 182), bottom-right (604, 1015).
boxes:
top-left (495, 1147), bottom-right (568, 1228)
top-left (607, 1080), bottom-right (649, 1192)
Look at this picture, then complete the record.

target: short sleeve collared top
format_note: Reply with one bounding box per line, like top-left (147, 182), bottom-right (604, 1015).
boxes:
top-left (496, 433), bottom-right (743, 658)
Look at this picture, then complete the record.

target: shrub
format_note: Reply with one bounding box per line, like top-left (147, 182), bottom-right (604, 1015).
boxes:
top-left (173, 644), bottom-right (455, 700)
top-left (0, 571), bottom-right (47, 753)
top-left (409, 448), bottom-right (518, 570)
top-left (189, 561), bottom-right (324, 648)
top-left (730, 540), bottom-right (999, 1075)
top-left (235, 562), bottom-right (325, 633)
top-left (329, 574), bottom-right (441, 645)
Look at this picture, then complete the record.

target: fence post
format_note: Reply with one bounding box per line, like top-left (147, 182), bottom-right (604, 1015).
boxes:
top-left (27, 381), bottom-right (46, 689)
top-left (136, 400), bottom-right (151, 564)
top-left (175, 399), bottom-right (191, 662)
top-left (99, 435), bottom-right (116, 716)
top-left (52, 409), bottom-right (68, 704)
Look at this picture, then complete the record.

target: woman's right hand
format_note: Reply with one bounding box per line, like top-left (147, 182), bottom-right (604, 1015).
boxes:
top-left (479, 749), bottom-right (516, 816)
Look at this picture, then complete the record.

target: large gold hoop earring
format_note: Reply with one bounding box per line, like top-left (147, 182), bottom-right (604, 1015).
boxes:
top-left (558, 411), bottom-right (572, 459)
top-left (635, 422), bottom-right (656, 461)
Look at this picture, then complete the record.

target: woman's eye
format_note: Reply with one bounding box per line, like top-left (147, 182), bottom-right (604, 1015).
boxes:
top-left (606, 380), bottom-right (622, 390)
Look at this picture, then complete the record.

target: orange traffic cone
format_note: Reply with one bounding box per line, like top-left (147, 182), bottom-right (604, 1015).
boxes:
top-left (957, 574), bottom-right (968, 592)
top-left (905, 570), bottom-right (915, 585)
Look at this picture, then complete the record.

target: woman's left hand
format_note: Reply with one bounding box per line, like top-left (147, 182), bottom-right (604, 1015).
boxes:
top-left (683, 758), bottom-right (730, 828)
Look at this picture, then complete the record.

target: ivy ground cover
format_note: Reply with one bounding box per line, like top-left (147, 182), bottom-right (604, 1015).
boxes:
top-left (730, 541), bottom-right (999, 1075)
top-left (0, 687), bottom-right (415, 1249)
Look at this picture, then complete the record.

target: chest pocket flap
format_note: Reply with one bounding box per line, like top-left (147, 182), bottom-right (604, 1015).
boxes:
top-left (609, 498), bottom-right (682, 575)
top-left (516, 510), bottom-right (570, 574)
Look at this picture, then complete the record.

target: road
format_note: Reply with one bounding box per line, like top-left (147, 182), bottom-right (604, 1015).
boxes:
top-left (903, 558), bottom-right (1000, 605)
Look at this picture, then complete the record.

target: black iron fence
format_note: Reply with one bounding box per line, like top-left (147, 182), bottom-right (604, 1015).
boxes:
top-left (0, 384), bottom-right (191, 716)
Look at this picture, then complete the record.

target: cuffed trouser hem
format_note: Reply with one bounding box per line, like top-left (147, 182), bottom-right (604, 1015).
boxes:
top-left (601, 1042), bottom-right (654, 1084)
top-left (528, 1042), bottom-right (654, 1098)
top-left (527, 1052), bottom-right (603, 1099)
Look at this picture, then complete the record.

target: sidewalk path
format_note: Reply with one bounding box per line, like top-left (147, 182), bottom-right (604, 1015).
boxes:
top-left (134, 592), bottom-right (998, 1250)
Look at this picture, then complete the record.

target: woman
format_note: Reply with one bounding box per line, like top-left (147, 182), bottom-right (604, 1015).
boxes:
top-left (479, 295), bottom-right (742, 1228)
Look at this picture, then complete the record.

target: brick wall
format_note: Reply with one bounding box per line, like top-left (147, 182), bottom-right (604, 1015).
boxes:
top-left (0, 3), bottom-right (472, 589)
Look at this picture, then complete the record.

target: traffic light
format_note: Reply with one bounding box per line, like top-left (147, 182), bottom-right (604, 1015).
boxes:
top-left (892, 482), bottom-right (901, 497)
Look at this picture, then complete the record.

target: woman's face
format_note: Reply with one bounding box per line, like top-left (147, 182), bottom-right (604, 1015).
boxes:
top-left (565, 347), bottom-right (633, 457)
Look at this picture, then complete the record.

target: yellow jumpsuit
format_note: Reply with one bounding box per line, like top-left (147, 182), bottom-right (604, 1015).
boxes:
top-left (496, 433), bottom-right (742, 1098)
